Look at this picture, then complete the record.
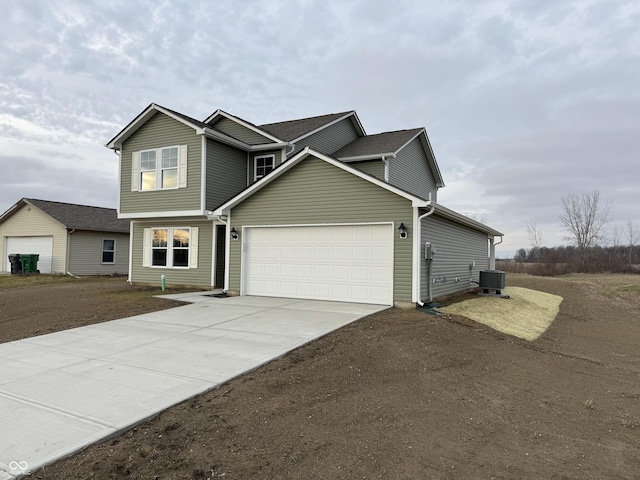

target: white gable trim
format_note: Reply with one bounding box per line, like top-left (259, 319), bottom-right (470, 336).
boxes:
top-left (213, 147), bottom-right (430, 216)
top-left (204, 109), bottom-right (284, 143)
top-left (289, 111), bottom-right (366, 143)
top-left (106, 103), bottom-right (203, 149)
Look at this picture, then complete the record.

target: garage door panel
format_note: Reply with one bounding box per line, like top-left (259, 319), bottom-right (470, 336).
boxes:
top-left (352, 265), bottom-right (370, 280)
top-left (333, 265), bottom-right (350, 280)
top-left (244, 225), bottom-right (393, 305)
top-left (372, 265), bottom-right (391, 279)
top-left (281, 263), bottom-right (296, 276)
top-left (281, 246), bottom-right (296, 258)
top-left (315, 265), bottom-right (331, 278)
top-left (5, 236), bottom-right (53, 274)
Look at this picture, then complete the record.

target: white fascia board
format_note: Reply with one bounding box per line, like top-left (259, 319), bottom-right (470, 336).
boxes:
top-left (201, 128), bottom-right (290, 153)
top-left (249, 142), bottom-right (292, 151)
top-left (337, 152), bottom-right (395, 162)
top-left (420, 129), bottom-right (445, 188)
top-left (118, 210), bottom-right (206, 219)
top-left (213, 147), bottom-right (430, 216)
top-left (106, 104), bottom-right (201, 149)
top-left (204, 110), bottom-right (283, 143)
top-left (201, 127), bottom-right (252, 150)
top-left (432, 203), bottom-right (504, 237)
top-left (0, 198), bottom-right (24, 223)
top-left (290, 111), bottom-right (365, 144)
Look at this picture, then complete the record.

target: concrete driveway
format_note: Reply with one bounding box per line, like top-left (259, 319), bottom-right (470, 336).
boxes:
top-left (0, 294), bottom-right (388, 479)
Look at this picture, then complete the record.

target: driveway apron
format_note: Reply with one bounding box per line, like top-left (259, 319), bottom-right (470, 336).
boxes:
top-left (0, 294), bottom-right (387, 479)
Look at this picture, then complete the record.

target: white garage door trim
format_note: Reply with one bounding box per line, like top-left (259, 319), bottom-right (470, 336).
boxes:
top-left (242, 223), bottom-right (394, 305)
top-left (4, 236), bottom-right (54, 273)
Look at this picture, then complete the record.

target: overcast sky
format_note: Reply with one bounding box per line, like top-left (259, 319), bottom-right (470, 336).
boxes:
top-left (1, 0), bottom-right (638, 257)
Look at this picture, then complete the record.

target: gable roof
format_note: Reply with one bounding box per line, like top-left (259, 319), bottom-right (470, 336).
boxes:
top-left (205, 109), bottom-right (284, 143)
top-left (259, 111), bottom-right (364, 142)
top-left (214, 147), bottom-right (431, 215)
top-left (0, 198), bottom-right (130, 233)
top-left (105, 103), bottom-right (210, 149)
top-left (213, 148), bottom-right (500, 236)
top-left (332, 128), bottom-right (423, 159)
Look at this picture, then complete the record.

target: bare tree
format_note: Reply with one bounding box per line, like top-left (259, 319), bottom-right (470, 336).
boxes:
top-left (626, 218), bottom-right (638, 265)
top-left (526, 221), bottom-right (543, 262)
top-left (559, 190), bottom-right (613, 265)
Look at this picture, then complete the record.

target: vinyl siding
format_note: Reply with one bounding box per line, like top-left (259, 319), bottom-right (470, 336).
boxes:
top-left (0, 205), bottom-right (67, 274)
top-left (206, 139), bottom-right (248, 210)
top-left (289, 118), bottom-right (360, 157)
top-left (213, 118), bottom-right (275, 145)
top-left (120, 112), bottom-right (202, 214)
top-left (228, 156), bottom-right (414, 304)
top-left (351, 160), bottom-right (385, 179)
top-left (420, 213), bottom-right (490, 300)
top-left (130, 219), bottom-right (214, 286)
top-left (68, 231), bottom-right (129, 275)
top-left (389, 137), bottom-right (438, 201)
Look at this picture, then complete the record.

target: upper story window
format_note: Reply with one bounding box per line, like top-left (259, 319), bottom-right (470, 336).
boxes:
top-left (132, 145), bottom-right (187, 192)
top-left (254, 154), bottom-right (275, 181)
top-left (102, 239), bottom-right (115, 264)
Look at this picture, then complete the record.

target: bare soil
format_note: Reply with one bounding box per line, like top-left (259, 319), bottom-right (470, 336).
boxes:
top-left (2, 274), bottom-right (639, 479)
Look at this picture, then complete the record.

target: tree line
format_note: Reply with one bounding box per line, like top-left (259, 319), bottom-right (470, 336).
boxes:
top-left (501, 190), bottom-right (639, 276)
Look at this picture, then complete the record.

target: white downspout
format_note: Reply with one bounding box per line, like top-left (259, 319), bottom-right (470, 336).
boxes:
top-left (414, 202), bottom-right (435, 306)
top-left (490, 236), bottom-right (503, 270)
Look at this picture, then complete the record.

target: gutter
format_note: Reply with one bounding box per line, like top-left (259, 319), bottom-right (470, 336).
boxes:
top-left (413, 203), bottom-right (435, 307)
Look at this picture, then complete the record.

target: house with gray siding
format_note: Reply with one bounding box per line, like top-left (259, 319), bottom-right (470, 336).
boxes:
top-left (106, 103), bottom-right (503, 307)
top-left (0, 198), bottom-right (129, 275)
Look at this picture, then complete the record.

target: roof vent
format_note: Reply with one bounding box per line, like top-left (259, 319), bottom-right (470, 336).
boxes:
top-left (479, 270), bottom-right (506, 294)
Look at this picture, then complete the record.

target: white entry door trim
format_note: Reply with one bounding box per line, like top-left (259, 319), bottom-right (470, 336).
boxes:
top-left (242, 223), bottom-right (394, 305)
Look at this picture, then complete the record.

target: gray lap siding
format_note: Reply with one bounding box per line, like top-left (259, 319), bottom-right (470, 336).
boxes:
top-left (68, 231), bottom-right (129, 276)
top-left (289, 118), bottom-right (360, 157)
top-left (120, 112), bottom-right (202, 214)
top-left (420, 214), bottom-right (490, 300)
top-left (228, 156), bottom-right (415, 304)
top-left (390, 137), bottom-right (438, 202)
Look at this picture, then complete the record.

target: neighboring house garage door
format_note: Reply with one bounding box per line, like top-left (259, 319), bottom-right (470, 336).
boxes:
top-left (244, 224), bottom-right (393, 305)
top-left (4, 236), bottom-right (53, 273)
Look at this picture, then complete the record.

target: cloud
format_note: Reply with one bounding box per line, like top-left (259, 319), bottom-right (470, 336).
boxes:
top-left (0, 0), bottom-right (638, 260)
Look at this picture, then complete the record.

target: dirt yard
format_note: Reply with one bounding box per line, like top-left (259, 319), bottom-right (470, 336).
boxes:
top-left (2, 274), bottom-right (639, 479)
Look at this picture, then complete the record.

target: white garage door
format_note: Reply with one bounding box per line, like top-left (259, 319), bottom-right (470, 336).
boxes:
top-left (4, 236), bottom-right (53, 273)
top-left (244, 224), bottom-right (393, 305)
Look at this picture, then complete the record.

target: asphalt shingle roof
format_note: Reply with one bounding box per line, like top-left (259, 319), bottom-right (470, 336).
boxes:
top-left (258, 111), bottom-right (354, 142)
top-left (332, 128), bottom-right (423, 159)
top-left (25, 199), bottom-right (129, 233)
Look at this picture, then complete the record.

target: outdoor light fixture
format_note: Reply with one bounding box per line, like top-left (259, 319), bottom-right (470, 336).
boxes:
top-left (399, 223), bottom-right (407, 239)
top-left (231, 227), bottom-right (239, 240)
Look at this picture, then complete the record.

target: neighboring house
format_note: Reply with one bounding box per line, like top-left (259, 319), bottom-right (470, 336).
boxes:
top-left (0, 198), bottom-right (130, 276)
top-left (106, 104), bottom-right (503, 307)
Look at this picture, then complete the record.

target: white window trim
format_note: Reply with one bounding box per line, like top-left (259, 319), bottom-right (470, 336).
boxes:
top-left (254, 154), bottom-right (275, 181)
top-left (134, 145), bottom-right (187, 192)
top-left (101, 239), bottom-right (116, 264)
top-left (145, 226), bottom-right (198, 269)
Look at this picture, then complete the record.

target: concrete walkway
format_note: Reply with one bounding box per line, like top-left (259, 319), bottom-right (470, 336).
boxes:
top-left (0, 294), bottom-right (387, 479)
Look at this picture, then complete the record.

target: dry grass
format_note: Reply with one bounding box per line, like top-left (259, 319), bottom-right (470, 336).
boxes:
top-left (439, 286), bottom-right (563, 341)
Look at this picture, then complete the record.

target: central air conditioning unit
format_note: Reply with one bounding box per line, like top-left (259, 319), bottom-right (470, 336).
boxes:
top-left (479, 270), bottom-right (506, 294)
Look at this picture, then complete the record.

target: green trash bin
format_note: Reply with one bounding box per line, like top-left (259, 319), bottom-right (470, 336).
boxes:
top-left (19, 254), bottom-right (40, 274)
